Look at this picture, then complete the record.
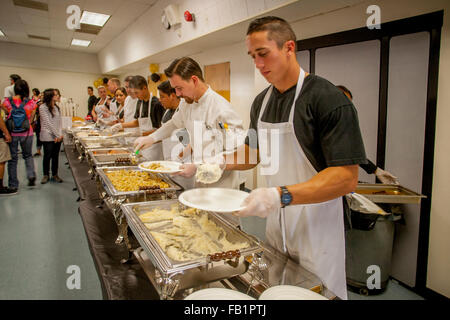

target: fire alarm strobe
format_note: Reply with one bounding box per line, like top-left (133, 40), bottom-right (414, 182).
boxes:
top-left (184, 10), bottom-right (194, 22)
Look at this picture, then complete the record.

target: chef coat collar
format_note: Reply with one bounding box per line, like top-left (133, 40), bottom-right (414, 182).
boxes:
top-left (196, 86), bottom-right (212, 104)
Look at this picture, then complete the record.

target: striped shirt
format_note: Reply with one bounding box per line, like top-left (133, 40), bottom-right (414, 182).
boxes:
top-left (39, 103), bottom-right (62, 142)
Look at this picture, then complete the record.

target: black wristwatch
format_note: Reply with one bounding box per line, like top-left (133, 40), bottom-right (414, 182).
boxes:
top-left (280, 186), bottom-right (293, 208)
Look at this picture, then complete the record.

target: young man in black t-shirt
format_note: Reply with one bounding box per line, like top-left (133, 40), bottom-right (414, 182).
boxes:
top-left (221, 16), bottom-right (367, 300)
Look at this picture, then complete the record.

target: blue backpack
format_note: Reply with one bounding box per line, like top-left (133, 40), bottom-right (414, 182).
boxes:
top-left (6, 97), bottom-right (30, 133)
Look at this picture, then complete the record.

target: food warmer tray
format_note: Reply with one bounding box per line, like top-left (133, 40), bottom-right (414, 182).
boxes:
top-left (96, 166), bottom-right (182, 198)
top-left (121, 200), bottom-right (263, 299)
top-left (87, 148), bottom-right (138, 168)
top-left (79, 136), bottom-right (122, 150)
top-left (355, 183), bottom-right (426, 204)
top-left (95, 167), bottom-right (183, 255)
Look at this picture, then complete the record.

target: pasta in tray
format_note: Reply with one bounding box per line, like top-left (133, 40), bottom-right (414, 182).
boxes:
top-left (105, 169), bottom-right (170, 191)
top-left (138, 206), bottom-right (249, 262)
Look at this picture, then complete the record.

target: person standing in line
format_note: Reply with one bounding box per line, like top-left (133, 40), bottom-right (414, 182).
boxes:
top-left (0, 116), bottom-right (15, 194)
top-left (3, 74), bottom-right (21, 99)
top-left (2, 79), bottom-right (38, 191)
top-left (39, 89), bottom-right (64, 184)
top-left (31, 88), bottom-right (42, 157)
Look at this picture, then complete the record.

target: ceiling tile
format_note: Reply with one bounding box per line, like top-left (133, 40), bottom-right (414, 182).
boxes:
top-left (25, 25), bottom-right (50, 37)
top-left (15, 6), bottom-right (49, 18)
top-left (19, 12), bottom-right (50, 27)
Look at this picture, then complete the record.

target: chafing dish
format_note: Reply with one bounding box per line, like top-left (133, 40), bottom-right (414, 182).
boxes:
top-left (75, 136), bottom-right (122, 162)
top-left (86, 148), bottom-right (138, 170)
top-left (121, 200), bottom-right (263, 299)
top-left (96, 166), bottom-right (182, 251)
top-left (356, 183), bottom-right (426, 204)
top-left (79, 136), bottom-right (122, 150)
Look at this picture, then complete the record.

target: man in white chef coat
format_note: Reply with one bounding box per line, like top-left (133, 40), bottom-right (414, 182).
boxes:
top-left (134, 57), bottom-right (246, 189)
top-left (220, 17), bottom-right (368, 299)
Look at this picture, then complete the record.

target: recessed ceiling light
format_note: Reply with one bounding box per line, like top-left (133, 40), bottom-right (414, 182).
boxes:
top-left (80, 11), bottom-right (110, 27)
top-left (0, 29), bottom-right (5, 37)
top-left (71, 39), bottom-right (91, 47)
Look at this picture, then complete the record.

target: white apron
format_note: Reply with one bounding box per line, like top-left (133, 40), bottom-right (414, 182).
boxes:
top-left (123, 97), bottom-right (140, 144)
top-left (258, 68), bottom-right (347, 299)
top-left (138, 94), bottom-right (163, 160)
top-left (161, 109), bottom-right (194, 190)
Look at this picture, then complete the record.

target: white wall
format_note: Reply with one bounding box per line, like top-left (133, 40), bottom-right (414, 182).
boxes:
top-left (0, 41), bottom-right (104, 117)
top-left (0, 41), bottom-right (101, 74)
top-left (0, 64), bottom-right (103, 118)
top-left (99, 0), bottom-right (296, 73)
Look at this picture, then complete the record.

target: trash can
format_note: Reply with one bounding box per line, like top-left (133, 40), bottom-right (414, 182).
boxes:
top-left (344, 193), bottom-right (395, 295)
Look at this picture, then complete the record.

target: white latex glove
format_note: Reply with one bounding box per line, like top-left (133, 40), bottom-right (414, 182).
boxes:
top-left (375, 168), bottom-right (399, 185)
top-left (110, 123), bottom-right (122, 134)
top-left (172, 163), bottom-right (197, 178)
top-left (235, 187), bottom-right (281, 218)
top-left (134, 136), bottom-right (155, 152)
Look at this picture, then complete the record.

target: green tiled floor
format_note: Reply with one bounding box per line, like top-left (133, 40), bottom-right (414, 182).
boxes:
top-left (0, 146), bottom-right (102, 299)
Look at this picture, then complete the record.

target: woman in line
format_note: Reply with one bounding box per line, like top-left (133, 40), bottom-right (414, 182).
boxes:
top-left (39, 89), bottom-right (64, 184)
top-left (2, 79), bottom-right (38, 191)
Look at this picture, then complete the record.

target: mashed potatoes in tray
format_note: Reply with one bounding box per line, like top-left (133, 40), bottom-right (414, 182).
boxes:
top-left (138, 206), bottom-right (249, 262)
top-left (105, 169), bottom-right (170, 191)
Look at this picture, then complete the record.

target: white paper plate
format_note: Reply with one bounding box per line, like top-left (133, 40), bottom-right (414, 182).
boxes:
top-left (178, 188), bottom-right (249, 213)
top-left (259, 285), bottom-right (328, 300)
top-left (138, 161), bottom-right (182, 174)
top-left (184, 288), bottom-right (255, 300)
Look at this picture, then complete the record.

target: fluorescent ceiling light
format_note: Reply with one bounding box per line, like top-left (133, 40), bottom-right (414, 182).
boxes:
top-left (80, 11), bottom-right (110, 27)
top-left (0, 29), bottom-right (5, 37)
top-left (71, 39), bottom-right (91, 47)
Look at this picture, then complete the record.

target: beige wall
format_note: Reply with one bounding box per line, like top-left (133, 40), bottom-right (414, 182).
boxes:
top-left (0, 64), bottom-right (103, 118)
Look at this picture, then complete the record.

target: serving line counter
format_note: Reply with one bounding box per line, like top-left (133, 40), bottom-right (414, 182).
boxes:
top-left (64, 128), bottom-right (337, 300)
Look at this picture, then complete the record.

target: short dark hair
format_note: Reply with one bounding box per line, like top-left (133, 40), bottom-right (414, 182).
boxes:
top-left (102, 77), bottom-right (109, 85)
top-left (14, 79), bottom-right (30, 100)
top-left (157, 80), bottom-right (176, 96)
top-left (336, 85), bottom-right (353, 100)
top-left (32, 88), bottom-right (40, 96)
top-left (124, 75), bottom-right (134, 83)
top-left (10, 74), bottom-right (21, 83)
top-left (164, 57), bottom-right (204, 82)
top-left (129, 75), bottom-right (147, 90)
top-left (247, 16), bottom-right (297, 50)
top-left (150, 73), bottom-right (161, 83)
top-left (88, 86), bottom-right (93, 91)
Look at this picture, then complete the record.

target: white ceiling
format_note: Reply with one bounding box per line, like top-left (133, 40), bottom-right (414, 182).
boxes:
top-left (0, 0), bottom-right (158, 53)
